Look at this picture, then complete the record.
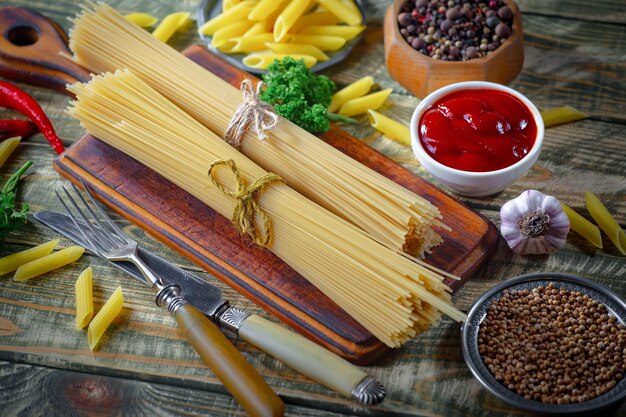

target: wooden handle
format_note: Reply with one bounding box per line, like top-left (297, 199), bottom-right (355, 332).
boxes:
top-left (239, 315), bottom-right (373, 399)
top-left (174, 304), bottom-right (284, 417)
top-left (0, 6), bottom-right (91, 93)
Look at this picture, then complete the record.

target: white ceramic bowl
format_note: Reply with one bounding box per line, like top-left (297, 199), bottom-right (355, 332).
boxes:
top-left (410, 81), bottom-right (544, 197)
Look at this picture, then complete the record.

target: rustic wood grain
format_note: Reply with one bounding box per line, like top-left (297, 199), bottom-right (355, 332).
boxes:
top-left (0, 361), bottom-right (355, 417)
top-left (516, 0), bottom-right (626, 24)
top-left (1, 0), bottom-right (625, 416)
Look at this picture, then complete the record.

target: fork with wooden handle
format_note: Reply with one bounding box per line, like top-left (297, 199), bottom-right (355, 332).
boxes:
top-left (55, 183), bottom-right (284, 417)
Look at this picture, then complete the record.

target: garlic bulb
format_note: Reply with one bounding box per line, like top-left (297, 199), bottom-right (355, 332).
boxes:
top-left (500, 190), bottom-right (570, 255)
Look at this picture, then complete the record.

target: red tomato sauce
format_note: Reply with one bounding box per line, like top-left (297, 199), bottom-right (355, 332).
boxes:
top-left (418, 89), bottom-right (537, 172)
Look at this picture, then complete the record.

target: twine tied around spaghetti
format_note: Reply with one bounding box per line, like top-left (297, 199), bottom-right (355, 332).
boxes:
top-left (224, 79), bottom-right (278, 148)
top-left (208, 159), bottom-right (285, 247)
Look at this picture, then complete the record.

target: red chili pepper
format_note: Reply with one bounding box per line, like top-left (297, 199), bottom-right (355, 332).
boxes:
top-left (0, 81), bottom-right (65, 154)
top-left (0, 119), bottom-right (37, 142)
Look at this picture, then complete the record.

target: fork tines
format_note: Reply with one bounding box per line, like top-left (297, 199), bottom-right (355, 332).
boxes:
top-left (55, 181), bottom-right (129, 256)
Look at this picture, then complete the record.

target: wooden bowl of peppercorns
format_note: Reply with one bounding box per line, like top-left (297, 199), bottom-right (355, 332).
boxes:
top-left (462, 273), bottom-right (626, 414)
top-left (384, 0), bottom-right (524, 98)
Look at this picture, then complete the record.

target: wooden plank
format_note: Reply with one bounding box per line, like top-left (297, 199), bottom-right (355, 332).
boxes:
top-left (516, 0), bottom-right (626, 24)
top-left (0, 361), bottom-right (353, 417)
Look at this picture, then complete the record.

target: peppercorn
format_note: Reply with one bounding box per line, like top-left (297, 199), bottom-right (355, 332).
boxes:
top-left (479, 283), bottom-right (626, 404)
top-left (495, 22), bottom-right (511, 38)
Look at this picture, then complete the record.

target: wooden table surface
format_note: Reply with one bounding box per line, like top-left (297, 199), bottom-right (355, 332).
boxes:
top-left (1, 0), bottom-right (624, 416)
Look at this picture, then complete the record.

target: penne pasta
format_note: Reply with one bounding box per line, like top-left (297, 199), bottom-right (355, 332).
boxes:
top-left (0, 136), bottom-right (21, 168)
top-left (561, 203), bottom-right (603, 249)
top-left (14, 246), bottom-right (85, 281)
top-left (341, 0), bottom-right (360, 14)
top-left (328, 76), bottom-right (373, 112)
top-left (0, 239), bottom-right (59, 276)
top-left (124, 13), bottom-right (158, 28)
top-left (265, 42), bottom-right (329, 61)
top-left (249, 0), bottom-right (286, 21)
top-left (223, 0), bottom-right (241, 11)
top-left (152, 12), bottom-right (190, 43)
top-left (316, 0), bottom-right (361, 26)
top-left (243, 53), bottom-right (317, 69)
top-left (88, 286), bottom-right (124, 350)
top-left (219, 33), bottom-right (275, 53)
top-left (585, 192), bottom-right (626, 255)
top-left (274, 0), bottom-right (311, 42)
top-left (339, 88), bottom-right (393, 117)
top-left (198, 1), bottom-right (255, 36)
top-left (75, 267), bottom-right (94, 330)
top-left (289, 34), bottom-right (345, 50)
top-left (290, 11), bottom-right (340, 33)
top-left (300, 24), bottom-right (365, 40)
top-left (367, 110), bottom-right (411, 145)
top-left (212, 20), bottom-right (255, 48)
top-left (541, 106), bottom-right (586, 128)
top-left (244, 21), bottom-right (268, 36)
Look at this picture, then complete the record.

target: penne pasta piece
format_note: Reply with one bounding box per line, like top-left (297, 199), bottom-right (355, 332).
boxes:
top-left (300, 24), bottom-right (365, 40)
top-left (248, 0), bottom-right (286, 21)
top-left (290, 34), bottom-right (345, 50)
top-left (328, 76), bottom-right (373, 112)
top-left (88, 286), bottom-right (124, 350)
top-left (211, 20), bottom-right (255, 48)
top-left (14, 246), bottom-right (85, 281)
top-left (341, 0), bottom-right (360, 14)
top-left (219, 33), bottom-right (275, 53)
top-left (265, 42), bottom-right (329, 61)
top-left (0, 239), bottom-right (59, 276)
top-left (223, 0), bottom-right (241, 11)
top-left (585, 192), bottom-right (626, 255)
top-left (561, 203), bottom-right (603, 249)
top-left (339, 88), bottom-right (393, 117)
top-left (290, 11), bottom-right (340, 33)
top-left (198, 1), bottom-right (255, 36)
top-left (274, 0), bottom-right (311, 42)
top-left (0, 136), bottom-right (21, 168)
top-left (541, 106), bottom-right (587, 128)
top-left (152, 12), bottom-right (190, 43)
top-left (260, 3), bottom-right (286, 32)
top-left (317, 0), bottom-right (361, 26)
top-left (367, 110), bottom-right (411, 145)
top-left (75, 267), bottom-right (94, 330)
top-left (243, 53), bottom-right (317, 69)
top-left (244, 21), bottom-right (267, 36)
top-left (124, 13), bottom-right (158, 28)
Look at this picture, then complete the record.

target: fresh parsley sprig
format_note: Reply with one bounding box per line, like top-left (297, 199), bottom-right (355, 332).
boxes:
top-left (260, 57), bottom-right (355, 134)
top-left (1, 160), bottom-right (32, 240)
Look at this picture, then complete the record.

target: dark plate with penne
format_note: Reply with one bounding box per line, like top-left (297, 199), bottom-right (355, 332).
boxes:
top-left (196, 0), bottom-right (367, 73)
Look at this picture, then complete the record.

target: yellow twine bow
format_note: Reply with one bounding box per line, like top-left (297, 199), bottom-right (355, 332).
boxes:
top-left (208, 159), bottom-right (285, 247)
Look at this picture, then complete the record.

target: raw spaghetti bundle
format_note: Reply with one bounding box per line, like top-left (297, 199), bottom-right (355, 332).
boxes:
top-left (69, 3), bottom-right (444, 258)
top-left (66, 69), bottom-right (466, 347)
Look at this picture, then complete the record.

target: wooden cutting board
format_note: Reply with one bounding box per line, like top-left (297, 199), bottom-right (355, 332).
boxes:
top-left (53, 45), bottom-right (499, 364)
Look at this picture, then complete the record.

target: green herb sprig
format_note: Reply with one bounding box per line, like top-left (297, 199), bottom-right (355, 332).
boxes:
top-left (1, 160), bottom-right (32, 240)
top-left (260, 57), bottom-right (352, 134)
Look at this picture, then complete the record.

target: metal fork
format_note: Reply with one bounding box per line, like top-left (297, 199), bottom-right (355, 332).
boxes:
top-left (55, 181), bottom-right (285, 417)
top-left (56, 183), bottom-right (164, 291)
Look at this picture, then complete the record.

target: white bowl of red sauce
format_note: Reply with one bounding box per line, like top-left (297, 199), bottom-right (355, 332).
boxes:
top-left (410, 81), bottom-right (544, 197)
